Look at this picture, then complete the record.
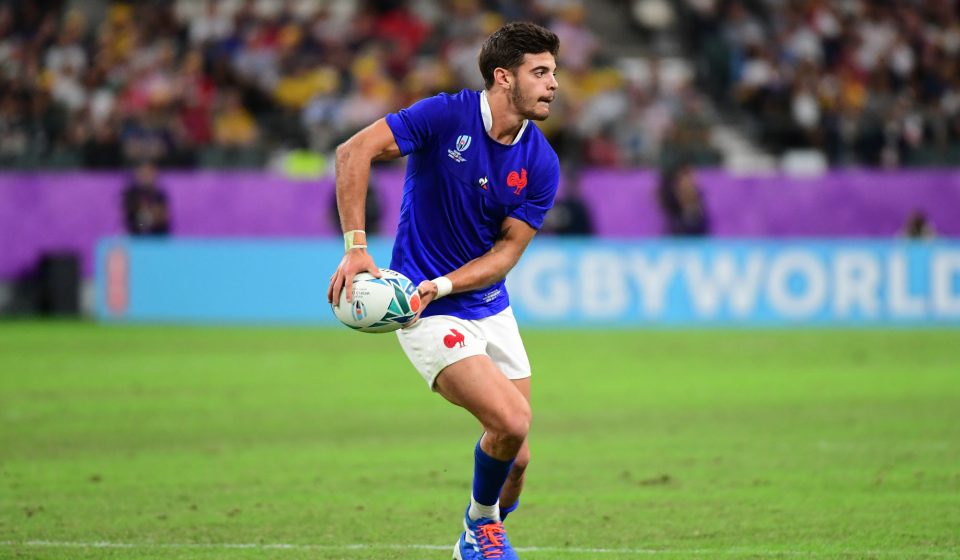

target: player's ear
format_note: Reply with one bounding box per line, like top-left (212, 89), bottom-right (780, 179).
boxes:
top-left (494, 67), bottom-right (512, 89)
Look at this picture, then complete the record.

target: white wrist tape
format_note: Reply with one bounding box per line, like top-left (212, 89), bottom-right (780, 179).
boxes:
top-left (432, 276), bottom-right (453, 299)
top-left (343, 230), bottom-right (365, 252)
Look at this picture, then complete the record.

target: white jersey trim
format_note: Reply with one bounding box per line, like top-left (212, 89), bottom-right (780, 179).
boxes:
top-left (480, 90), bottom-right (528, 145)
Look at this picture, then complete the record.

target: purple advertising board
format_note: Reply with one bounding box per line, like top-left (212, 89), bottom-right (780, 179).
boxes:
top-left (1, 168), bottom-right (958, 279)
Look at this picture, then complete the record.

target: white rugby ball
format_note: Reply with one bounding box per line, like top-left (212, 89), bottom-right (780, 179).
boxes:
top-left (332, 269), bottom-right (421, 333)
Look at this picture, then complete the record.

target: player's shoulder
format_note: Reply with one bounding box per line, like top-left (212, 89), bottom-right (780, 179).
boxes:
top-left (524, 123), bottom-right (560, 172)
top-left (419, 88), bottom-right (478, 112)
top-left (399, 89), bottom-right (478, 133)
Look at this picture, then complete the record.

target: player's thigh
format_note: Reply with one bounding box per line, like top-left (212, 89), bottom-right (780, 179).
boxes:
top-left (511, 377), bottom-right (530, 403)
top-left (481, 308), bottom-right (531, 381)
top-left (434, 355), bottom-right (530, 434)
top-left (396, 314), bottom-right (487, 389)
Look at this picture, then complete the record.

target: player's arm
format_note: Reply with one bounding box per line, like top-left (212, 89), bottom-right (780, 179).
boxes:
top-left (414, 216), bottom-right (538, 314)
top-left (327, 119), bottom-right (403, 305)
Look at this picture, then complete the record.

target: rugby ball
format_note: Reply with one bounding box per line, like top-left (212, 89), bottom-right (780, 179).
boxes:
top-left (332, 269), bottom-right (421, 333)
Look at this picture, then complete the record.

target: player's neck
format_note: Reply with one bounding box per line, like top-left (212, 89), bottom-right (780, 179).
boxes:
top-left (484, 89), bottom-right (526, 145)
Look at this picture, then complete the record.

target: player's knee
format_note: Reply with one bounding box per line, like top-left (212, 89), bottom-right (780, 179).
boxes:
top-left (503, 418), bottom-right (529, 446)
top-left (489, 403), bottom-right (530, 447)
top-left (502, 406), bottom-right (532, 445)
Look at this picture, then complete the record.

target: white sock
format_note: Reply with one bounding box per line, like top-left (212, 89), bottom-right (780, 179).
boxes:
top-left (468, 496), bottom-right (500, 522)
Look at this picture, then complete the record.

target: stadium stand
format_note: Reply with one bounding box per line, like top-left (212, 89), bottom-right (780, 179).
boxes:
top-left (672, 0), bottom-right (960, 166)
top-left (0, 0), bottom-right (956, 170)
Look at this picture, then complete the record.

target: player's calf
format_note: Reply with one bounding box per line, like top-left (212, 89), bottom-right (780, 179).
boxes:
top-left (499, 445), bottom-right (529, 521)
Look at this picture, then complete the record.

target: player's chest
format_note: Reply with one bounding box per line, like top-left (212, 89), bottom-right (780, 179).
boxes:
top-left (438, 133), bottom-right (532, 207)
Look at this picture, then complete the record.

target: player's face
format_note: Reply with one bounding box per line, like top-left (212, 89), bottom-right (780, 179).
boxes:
top-left (510, 52), bottom-right (558, 121)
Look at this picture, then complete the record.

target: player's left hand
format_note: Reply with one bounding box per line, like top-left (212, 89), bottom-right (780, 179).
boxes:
top-left (403, 280), bottom-right (438, 327)
top-left (328, 248), bottom-right (380, 307)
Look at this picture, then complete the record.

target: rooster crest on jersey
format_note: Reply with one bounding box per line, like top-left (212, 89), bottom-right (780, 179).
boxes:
top-left (507, 169), bottom-right (527, 195)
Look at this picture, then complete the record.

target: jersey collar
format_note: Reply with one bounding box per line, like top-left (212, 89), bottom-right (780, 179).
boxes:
top-left (480, 90), bottom-right (528, 146)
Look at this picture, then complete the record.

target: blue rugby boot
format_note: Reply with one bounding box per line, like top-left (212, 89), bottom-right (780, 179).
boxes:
top-left (453, 508), bottom-right (519, 559)
top-left (453, 530), bottom-right (474, 560)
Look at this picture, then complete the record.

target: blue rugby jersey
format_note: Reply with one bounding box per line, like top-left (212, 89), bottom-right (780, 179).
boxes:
top-left (384, 89), bottom-right (560, 320)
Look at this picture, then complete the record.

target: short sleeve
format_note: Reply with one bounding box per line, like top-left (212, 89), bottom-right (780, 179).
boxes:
top-left (510, 151), bottom-right (560, 230)
top-left (385, 94), bottom-right (452, 156)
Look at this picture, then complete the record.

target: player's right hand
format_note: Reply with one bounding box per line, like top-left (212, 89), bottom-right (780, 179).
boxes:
top-left (403, 280), bottom-right (438, 327)
top-left (327, 249), bottom-right (381, 306)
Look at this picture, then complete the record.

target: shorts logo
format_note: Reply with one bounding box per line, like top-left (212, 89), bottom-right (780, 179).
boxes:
top-left (443, 328), bottom-right (466, 349)
top-left (507, 168), bottom-right (528, 195)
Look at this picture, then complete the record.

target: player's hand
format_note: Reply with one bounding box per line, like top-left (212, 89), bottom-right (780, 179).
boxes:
top-left (403, 280), bottom-right (438, 327)
top-left (328, 249), bottom-right (381, 307)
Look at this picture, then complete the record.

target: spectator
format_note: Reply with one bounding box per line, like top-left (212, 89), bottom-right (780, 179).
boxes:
top-left (122, 162), bottom-right (171, 236)
top-left (120, 105), bottom-right (185, 166)
top-left (542, 171), bottom-right (594, 235)
top-left (0, 91), bottom-right (28, 162)
top-left (81, 119), bottom-right (124, 168)
top-left (189, 0), bottom-right (234, 46)
top-left (0, 1), bottom-right (666, 169)
top-left (176, 49), bottom-right (216, 148)
top-left (682, 0), bottom-right (960, 166)
top-left (900, 209), bottom-right (936, 239)
top-left (550, 3), bottom-right (599, 72)
top-left (657, 161), bottom-right (710, 236)
top-left (213, 89), bottom-right (258, 148)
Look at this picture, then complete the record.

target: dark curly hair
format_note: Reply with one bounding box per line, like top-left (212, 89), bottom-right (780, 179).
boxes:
top-left (478, 22), bottom-right (560, 89)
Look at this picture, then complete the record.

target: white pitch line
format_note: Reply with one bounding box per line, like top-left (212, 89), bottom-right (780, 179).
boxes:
top-left (0, 540), bottom-right (956, 557)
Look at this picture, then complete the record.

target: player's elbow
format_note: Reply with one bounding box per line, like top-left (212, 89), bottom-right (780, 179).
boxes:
top-left (483, 255), bottom-right (519, 287)
top-left (336, 135), bottom-right (374, 167)
top-left (335, 139), bottom-right (359, 166)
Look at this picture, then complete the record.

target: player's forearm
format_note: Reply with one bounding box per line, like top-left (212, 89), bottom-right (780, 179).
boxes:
top-left (444, 245), bottom-right (522, 295)
top-left (334, 120), bottom-right (402, 234)
top-left (334, 142), bottom-right (373, 232)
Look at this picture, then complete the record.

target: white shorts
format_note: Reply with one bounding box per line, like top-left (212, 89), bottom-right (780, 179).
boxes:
top-left (395, 307), bottom-right (531, 389)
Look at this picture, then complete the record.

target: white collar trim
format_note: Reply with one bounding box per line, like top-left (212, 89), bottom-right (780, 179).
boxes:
top-left (480, 90), bottom-right (528, 145)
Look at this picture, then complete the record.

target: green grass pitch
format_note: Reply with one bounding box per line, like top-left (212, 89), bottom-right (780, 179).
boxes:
top-left (1, 322), bottom-right (958, 559)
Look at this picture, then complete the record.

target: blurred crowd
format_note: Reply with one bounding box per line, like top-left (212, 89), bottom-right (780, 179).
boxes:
top-left (0, 0), bottom-right (717, 170)
top-left (678, 0), bottom-right (960, 166)
top-left (3, 0), bottom-right (957, 171)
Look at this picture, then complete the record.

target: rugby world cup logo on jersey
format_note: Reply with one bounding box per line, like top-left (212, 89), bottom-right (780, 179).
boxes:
top-left (448, 134), bottom-right (471, 163)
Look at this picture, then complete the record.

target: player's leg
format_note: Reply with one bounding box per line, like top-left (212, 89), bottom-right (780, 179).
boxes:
top-left (434, 355), bottom-right (527, 559)
top-left (396, 314), bottom-right (527, 558)
top-left (477, 308), bottom-right (532, 522)
top-left (499, 378), bottom-right (530, 521)
top-left (434, 354), bottom-right (530, 489)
